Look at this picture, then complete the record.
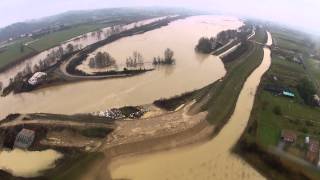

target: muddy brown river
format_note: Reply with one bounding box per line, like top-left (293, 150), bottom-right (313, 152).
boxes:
top-left (109, 33), bottom-right (272, 180)
top-left (0, 16), bottom-right (243, 119)
top-left (0, 149), bottom-right (62, 177)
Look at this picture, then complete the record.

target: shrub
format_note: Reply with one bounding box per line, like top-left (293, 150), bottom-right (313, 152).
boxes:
top-left (273, 105), bottom-right (282, 116)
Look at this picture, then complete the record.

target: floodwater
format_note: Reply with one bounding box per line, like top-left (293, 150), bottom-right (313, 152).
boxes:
top-left (0, 148), bottom-right (62, 177)
top-left (109, 33), bottom-right (273, 180)
top-left (0, 16), bottom-right (168, 87)
top-left (0, 16), bottom-right (243, 119)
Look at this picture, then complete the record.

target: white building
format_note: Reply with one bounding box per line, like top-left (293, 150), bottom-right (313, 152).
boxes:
top-left (28, 72), bottom-right (47, 85)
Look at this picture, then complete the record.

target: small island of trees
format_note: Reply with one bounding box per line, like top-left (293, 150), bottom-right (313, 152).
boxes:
top-left (126, 51), bottom-right (144, 68)
top-left (153, 48), bottom-right (175, 65)
top-left (89, 52), bottom-right (116, 68)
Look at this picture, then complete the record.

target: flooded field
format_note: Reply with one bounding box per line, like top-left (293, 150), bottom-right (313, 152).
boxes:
top-left (0, 16), bottom-right (169, 87)
top-left (109, 33), bottom-right (272, 180)
top-left (0, 149), bottom-right (62, 177)
top-left (0, 16), bottom-right (242, 119)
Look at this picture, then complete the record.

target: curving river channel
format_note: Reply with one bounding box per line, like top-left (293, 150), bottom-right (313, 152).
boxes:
top-left (109, 33), bottom-right (273, 180)
top-left (0, 16), bottom-right (243, 119)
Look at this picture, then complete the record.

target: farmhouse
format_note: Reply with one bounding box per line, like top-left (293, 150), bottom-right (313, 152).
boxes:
top-left (281, 130), bottom-right (297, 143)
top-left (14, 129), bottom-right (35, 149)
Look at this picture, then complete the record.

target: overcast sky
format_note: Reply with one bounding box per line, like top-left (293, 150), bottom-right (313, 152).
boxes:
top-left (1, 0), bottom-right (319, 34)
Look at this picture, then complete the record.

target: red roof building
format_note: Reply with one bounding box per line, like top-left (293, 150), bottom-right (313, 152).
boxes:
top-left (281, 130), bottom-right (297, 143)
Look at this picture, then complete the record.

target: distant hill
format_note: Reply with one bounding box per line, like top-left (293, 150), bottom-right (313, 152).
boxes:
top-left (0, 7), bottom-right (198, 43)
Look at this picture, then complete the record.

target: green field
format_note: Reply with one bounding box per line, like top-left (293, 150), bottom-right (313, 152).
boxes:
top-left (0, 23), bottom-right (110, 70)
top-left (305, 58), bottom-right (320, 93)
top-left (28, 23), bottom-right (108, 52)
top-left (237, 27), bottom-right (320, 179)
top-left (270, 27), bottom-right (311, 53)
top-left (0, 38), bottom-right (35, 68)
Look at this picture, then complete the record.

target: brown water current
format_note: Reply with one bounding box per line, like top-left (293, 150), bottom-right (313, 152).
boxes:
top-left (0, 16), bottom-right (242, 119)
top-left (0, 149), bottom-right (62, 177)
top-left (109, 33), bottom-right (273, 180)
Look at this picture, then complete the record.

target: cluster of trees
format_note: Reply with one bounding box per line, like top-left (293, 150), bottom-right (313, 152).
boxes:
top-left (5, 44), bottom-right (75, 90)
top-left (126, 51), bottom-right (144, 68)
top-left (89, 51), bottom-right (116, 68)
top-left (216, 29), bottom-right (238, 44)
top-left (195, 25), bottom-right (253, 54)
top-left (297, 78), bottom-right (317, 106)
top-left (153, 48), bottom-right (175, 65)
top-left (195, 37), bottom-right (217, 54)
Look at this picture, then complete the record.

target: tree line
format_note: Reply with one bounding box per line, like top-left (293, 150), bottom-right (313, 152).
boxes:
top-left (195, 24), bottom-right (253, 54)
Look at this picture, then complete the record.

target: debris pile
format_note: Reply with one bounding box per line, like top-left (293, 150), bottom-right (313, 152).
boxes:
top-left (93, 106), bottom-right (146, 120)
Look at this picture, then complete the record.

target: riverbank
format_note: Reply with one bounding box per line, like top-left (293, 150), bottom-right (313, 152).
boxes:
top-left (72, 27), bottom-right (268, 180)
top-left (235, 27), bottom-right (320, 180)
top-left (106, 31), bottom-right (271, 180)
top-left (1, 15), bottom-right (182, 96)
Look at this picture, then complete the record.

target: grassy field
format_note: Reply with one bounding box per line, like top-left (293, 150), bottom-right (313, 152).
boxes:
top-left (0, 23), bottom-right (111, 70)
top-left (305, 58), bottom-right (320, 93)
top-left (28, 23), bottom-right (108, 52)
top-left (0, 37), bottom-right (35, 68)
top-left (269, 26), bottom-right (311, 53)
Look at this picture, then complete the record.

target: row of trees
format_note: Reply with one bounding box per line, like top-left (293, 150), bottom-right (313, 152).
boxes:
top-left (6, 43), bottom-right (75, 89)
top-left (195, 25), bottom-right (253, 54)
top-left (153, 48), bottom-right (175, 65)
top-left (89, 52), bottom-right (116, 69)
top-left (195, 37), bottom-right (217, 54)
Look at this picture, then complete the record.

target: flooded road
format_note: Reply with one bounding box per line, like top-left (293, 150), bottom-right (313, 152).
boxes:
top-left (0, 149), bottom-right (62, 177)
top-left (0, 16), bottom-right (242, 119)
top-left (109, 33), bottom-right (272, 180)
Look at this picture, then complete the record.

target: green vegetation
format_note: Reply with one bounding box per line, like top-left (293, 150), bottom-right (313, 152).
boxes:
top-left (269, 25), bottom-right (311, 53)
top-left (237, 26), bottom-right (320, 179)
top-left (198, 27), bottom-right (266, 128)
top-left (0, 38), bottom-right (35, 68)
top-left (0, 24), bottom-right (107, 70)
top-left (254, 26), bottom-right (268, 44)
top-left (29, 23), bottom-right (107, 52)
top-left (203, 42), bottom-right (263, 126)
top-left (195, 37), bottom-right (215, 53)
top-left (305, 58), bottom-right (320, 93)
top-left (297, 78), bottom-right (317, 105)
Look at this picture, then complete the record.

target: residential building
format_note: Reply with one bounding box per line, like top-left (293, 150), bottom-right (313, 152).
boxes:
top-left (14, 129), bottom-right (35, 149)
top-left (307, 140), bottom-right (319, 164)
top-left (281, 130), bottom-right (297, 143)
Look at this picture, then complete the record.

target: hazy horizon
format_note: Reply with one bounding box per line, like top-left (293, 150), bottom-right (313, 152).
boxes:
top-left (1, 0), bottom-right (319, 35)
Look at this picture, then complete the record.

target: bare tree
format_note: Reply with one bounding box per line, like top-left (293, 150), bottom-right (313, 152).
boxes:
top-left (89, 52), bottom-right (116, 68)
top-left (23, 63), bottom-right (33, 76)
top-left (164, 48), bottom-right (175, 64)
top-left (66, 44), bottom-right (74, 53)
